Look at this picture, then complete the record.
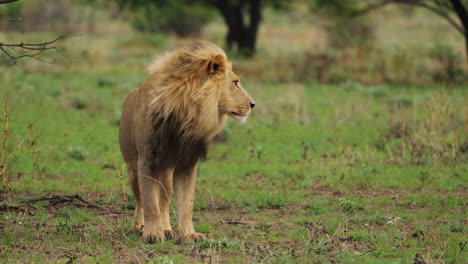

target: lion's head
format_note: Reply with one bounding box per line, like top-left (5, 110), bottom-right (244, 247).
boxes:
top-left (218, 66), bottom-right (255, 123)
top-left (202, 52), bottom-right (255, 124)
top-left (146, 41), bottom-right (255, 141)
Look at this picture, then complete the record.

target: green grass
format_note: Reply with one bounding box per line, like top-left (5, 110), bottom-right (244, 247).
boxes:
top-left (1, 4), bottom-right (467, 264)
top-left (1, 61), bottom-right (466, 262)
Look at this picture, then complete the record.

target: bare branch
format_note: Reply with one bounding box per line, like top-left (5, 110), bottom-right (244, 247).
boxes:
top-left (351, 0), bottom-right (465, 36)
top-left (0, 35), bottom-right (76, 66)
top-left (449, 0), bottom-right (468, 33)
top-left (21, 194), bottom-right (104, 209)
top-left (22, 194), bottom-right (88, 204)
top-left (397, 0), bottom-right (465, 35)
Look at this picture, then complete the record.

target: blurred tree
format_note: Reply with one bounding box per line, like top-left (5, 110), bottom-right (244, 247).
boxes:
top-left (314, 0), bottom-right (468, 63)
top-left (209, 0), bottom-right (287, 56)
top-left (118, 0), bottom-right (288, 57)
top-left (211, 0), bottom-right (262, 57)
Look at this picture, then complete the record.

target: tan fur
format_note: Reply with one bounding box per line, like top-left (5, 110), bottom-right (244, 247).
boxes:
top-left (119, 41), bottom-right (255, 243)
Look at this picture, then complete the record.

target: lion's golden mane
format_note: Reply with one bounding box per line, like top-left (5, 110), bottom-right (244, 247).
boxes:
top-left (144, 41), bottom-right (230, 169)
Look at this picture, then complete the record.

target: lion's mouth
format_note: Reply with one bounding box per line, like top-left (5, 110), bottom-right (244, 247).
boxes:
top-left (229, 111), bottom-right (249, 123)
top-left (230, 112), bottom-right (246, 117)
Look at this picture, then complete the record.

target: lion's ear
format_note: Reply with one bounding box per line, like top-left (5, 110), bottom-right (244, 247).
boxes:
top-left (207, 55), bottom-right (226, 75)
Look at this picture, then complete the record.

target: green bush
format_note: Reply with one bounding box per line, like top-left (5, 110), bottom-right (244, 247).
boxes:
top-left (429, 43), bottom-right (466, 83)
top-left (0, 1), bottom-right (22, 31)
top-left (131, 2), bottom-right (215, 37)
top-left (0, 1), bottom-right (22, 17)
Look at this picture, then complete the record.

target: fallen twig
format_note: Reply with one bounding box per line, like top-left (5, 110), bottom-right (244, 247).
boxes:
top-left (221, 220), bottom-right (249, 225)
top-left (69, 202), bottom-right (104, 209)
top-left (0, 204), bottom-right (20, 211)
top-left (21, 194), bottom-right (110, 210)
top-left (22, 194), bottom-right (87, 204)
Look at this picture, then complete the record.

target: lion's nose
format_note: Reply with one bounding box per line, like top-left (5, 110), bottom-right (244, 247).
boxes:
top-left (250, 102), bottom-right (255, 109)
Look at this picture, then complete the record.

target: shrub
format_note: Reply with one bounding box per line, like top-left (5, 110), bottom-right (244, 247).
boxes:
top-left (429, 43), bottom-right (466, 83)
top-left (131, 2), bottom-right (215, 37)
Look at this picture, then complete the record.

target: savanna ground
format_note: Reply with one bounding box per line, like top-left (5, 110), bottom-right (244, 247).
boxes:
top-left (1, 2), bottom-right (467, 263)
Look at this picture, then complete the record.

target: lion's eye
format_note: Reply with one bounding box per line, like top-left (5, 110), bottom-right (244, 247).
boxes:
top-left (234, 80), bottom-right (240, 88)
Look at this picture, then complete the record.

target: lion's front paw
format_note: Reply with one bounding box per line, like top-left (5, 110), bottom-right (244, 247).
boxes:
top-left (164, 230), bottom-right (176, 240)
top-left (142, 231), bottom-right (165, 244)
top-left (128, 225), bottom-right (143, 234)
top-left (178, 232), bottom-right (206, 243)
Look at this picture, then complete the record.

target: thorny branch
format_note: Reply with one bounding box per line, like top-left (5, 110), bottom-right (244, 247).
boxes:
top-left (0, 99), bottom-right (12, 197)
top-left (0, 98), bottom-right (42, 201)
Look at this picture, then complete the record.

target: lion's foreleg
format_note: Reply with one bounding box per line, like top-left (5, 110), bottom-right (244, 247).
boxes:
top-left (128, 163), bottom-right (144, 232)
top-left (159, 167), bottom-right (175, 240)
top-left (138, 160), bottom-right (170, 243)
top-left (174, 163), bottom-right (205, 243)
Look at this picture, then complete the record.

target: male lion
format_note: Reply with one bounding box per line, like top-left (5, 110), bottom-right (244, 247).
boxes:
top-left (119, 41), bottom-right (255, 243)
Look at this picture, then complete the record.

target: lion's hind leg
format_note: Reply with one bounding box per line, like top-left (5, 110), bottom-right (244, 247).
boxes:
top-left (127, 161), bottom-right (144, 233)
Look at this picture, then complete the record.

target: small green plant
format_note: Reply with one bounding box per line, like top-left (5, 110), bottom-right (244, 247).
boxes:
top-left (71, 95), bottom-right (89, 110)
top-left (95, 76), bottom-right (114, 88)
top-left (253, 193), bottom-right (286, 209)
top-left (368, 214), bottom-right (385, 225)
top-left (339, 198), bottom-right (363, 213)
top-left (390, 95), bottom-right (414, 107)
top-left (193, 196), bottom-right (208, 211)
top-left (365, 86), bottom-right (388, 98)
top-left (348, 230), bottom-right (367, 242)
top-left (412, 224), bottom-right (425, 238)
top-left (449, 222), bottom-right (464, 233)
top-left (194, 222), bottom-right (212, 234)
top-left (198, 238), bottom-right (240, 250)
top-left (304, 202), bottom-right (325, 215)
top-left (419, 171), bottom-right (430, 189)
top-left (66, 146), bottom-right (88, 161)
top-left (153, 256), bottom-right (175, 264)
top-left (249, 144), bottom-right (263, 160)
